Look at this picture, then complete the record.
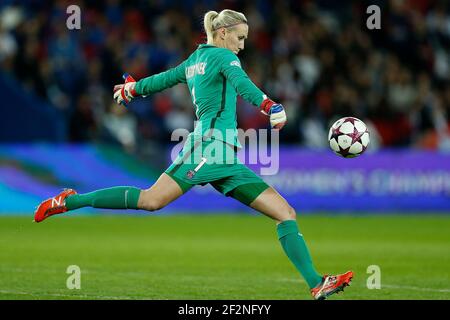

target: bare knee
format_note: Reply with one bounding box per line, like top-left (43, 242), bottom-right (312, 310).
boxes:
top-left (140, 198), bottom-right (165, 212)
top-left (142, 200), bottom-right (165, 212)
top-left (275, 205), bottom-right (297, 223)
top-left (138, 190), bottom-right (166, 212)
top-left (250, 188), bottom-right (297, 223)
top-left (280, 205), bottom-right (297, 222)
top-left (287, 206), bottom-right (296, 220)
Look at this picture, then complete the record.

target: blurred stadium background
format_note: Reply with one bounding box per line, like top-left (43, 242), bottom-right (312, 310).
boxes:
top-left (0, 0), bottom-right (449, 300)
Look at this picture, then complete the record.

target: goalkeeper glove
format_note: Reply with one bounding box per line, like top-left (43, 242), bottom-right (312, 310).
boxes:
top-left (260, 98), bottom-right (287, 130)
top-left (113, 73), bottom-right (138, 106)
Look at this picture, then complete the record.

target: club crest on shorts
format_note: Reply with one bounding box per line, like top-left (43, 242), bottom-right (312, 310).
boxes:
top-left (186, 169), bottom-right (196, 179)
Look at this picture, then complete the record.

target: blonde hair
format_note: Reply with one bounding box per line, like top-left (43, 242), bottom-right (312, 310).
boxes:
top-left (203, 9), bottom-right (247, 44)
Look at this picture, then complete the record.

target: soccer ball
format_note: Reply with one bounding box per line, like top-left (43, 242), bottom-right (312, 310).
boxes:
top-left (328, 117), bottom-right (370, 158)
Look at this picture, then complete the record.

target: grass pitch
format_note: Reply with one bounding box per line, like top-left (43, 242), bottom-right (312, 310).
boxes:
top-left (0, 214), bottom-right (449, 300)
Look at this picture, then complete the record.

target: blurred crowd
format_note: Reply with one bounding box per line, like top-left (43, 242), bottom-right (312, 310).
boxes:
top-left (1, 0), bottom-right (450, 153)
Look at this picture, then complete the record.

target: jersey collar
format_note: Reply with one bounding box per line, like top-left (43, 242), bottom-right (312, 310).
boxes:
top-left (198, 44), bottom-right (217, 49)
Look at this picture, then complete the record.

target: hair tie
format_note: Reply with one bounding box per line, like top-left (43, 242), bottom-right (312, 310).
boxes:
top-left (212, 22), bottom-right (246, 31)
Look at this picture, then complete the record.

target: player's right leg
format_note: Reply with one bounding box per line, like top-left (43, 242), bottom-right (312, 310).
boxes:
top-left (34, 173), bottom-right (185, 222)
top-left (137, 172), bottom-right (185, 211)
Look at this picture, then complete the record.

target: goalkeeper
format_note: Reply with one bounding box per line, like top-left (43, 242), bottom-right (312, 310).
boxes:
top-left (34, 9), bottom-right (352, 300)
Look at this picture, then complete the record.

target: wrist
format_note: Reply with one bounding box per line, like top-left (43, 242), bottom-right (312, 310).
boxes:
top-left (129, 82), bottom-right (137, 97)
top-left (260, 98), bottom-right (276, 114)
top-left (132, 81), bottom-right (141, 96)
top-left (124, 82), bottom-right (137, 98)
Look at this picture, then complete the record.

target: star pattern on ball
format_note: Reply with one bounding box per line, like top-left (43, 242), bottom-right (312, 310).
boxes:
top-left (328, 117), bottom-right (370, 158)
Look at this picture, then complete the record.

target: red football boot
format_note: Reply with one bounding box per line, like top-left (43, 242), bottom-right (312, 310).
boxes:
top-left (34, 189), bottom-right (77, 223)
top-left (310, 271), bottom-right (353, 300)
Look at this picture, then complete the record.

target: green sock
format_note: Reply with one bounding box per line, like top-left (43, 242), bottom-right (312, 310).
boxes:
top-left (65, 186), bottom-right (141, 210)
top-left (277, 220), bottom-right (322, 288)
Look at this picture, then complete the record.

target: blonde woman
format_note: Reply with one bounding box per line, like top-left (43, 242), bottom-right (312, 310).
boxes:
top-left (35, 9), bottom-right (352, 300)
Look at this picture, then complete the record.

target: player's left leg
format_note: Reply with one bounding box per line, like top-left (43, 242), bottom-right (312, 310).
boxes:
top-left (247, 187), bottom-right (352, 299)
top-left (211, 166), bottom-right (325, 291)
top-left (217, 164), bottom-right (352, 300)
top-left (229, 184), bottom-right (324, 290)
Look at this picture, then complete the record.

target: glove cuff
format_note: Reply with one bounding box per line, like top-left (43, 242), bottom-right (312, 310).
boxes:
top-left (260, 98), bottom-right (276, 114)
top-left (121, 83), bottom-right (137, 103)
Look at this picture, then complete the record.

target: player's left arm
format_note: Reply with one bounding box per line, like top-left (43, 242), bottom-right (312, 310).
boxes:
top-left (220, 51), bottom-right (287, 130)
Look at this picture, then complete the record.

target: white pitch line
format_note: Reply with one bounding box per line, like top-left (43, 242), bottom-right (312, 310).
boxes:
top-left (0, 290), bottom-right (148, 300)
top-left (2, 283), bottom-right (448, 300)
top-left (280, 278), bottom-right (450, 293)
top-left (278, 278), bottom-right (306, 283)
top-left (382, 284), bottom-right (450, 293)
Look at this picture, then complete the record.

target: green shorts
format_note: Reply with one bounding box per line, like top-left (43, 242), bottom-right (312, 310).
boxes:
top-left (165, 134), bottom-right (270, 206)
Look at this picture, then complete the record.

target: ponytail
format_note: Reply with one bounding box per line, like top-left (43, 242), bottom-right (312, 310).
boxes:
top-left (204, 11), bottom-right (219, 45)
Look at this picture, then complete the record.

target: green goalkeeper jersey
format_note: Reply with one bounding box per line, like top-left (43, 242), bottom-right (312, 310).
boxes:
top-left (134, 44), bottom-right (267, 147)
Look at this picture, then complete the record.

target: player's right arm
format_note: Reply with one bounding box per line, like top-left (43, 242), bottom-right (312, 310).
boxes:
top-left (135, 61), bottom-right (187, 95)
top-left (113, 62), bottom-right (187, 105)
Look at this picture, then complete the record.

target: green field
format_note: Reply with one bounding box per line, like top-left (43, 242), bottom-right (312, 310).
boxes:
top-left (0, 214), bottom-right (449, 300)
